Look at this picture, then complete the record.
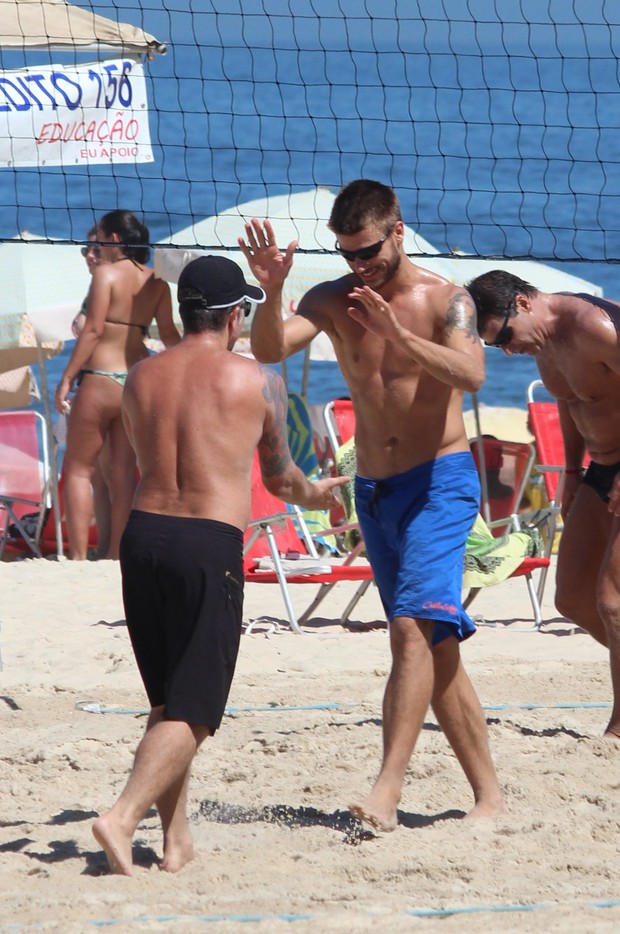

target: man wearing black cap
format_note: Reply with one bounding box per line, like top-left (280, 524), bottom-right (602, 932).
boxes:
top-left (92, 255), bottom-right (348, 876)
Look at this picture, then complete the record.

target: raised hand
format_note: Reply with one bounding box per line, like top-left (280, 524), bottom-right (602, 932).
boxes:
top-left (238, 218), bottom-right (297, 290)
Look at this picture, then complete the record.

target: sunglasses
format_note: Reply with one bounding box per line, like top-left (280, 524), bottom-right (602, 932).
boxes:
top-left (81, 245), bottom-right (101, 257)
top-left (334, 229), bottom-right (392, 262)
top-left (484, 302), bottom-right (515, 347)
top-left (240, 299), bottom-right (252, 318)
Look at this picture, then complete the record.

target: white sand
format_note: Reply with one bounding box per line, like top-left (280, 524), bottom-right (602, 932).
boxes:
top-left (1, 556), bottom-right (619, 933)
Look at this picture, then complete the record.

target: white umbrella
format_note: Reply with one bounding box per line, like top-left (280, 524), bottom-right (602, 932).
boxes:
top-left (154, 186), bottom-right (456, 391)
top-left (0, 0), bottom-right (166, 59)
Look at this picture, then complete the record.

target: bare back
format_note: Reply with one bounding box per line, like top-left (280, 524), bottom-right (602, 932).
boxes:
top-left (297, 263), bottom-right (481, 477)
top-left (122, 339), bottom-right (275, 530)
top-left (536, 293), bottom-right (620, 463)
top-left (85, 260), bottom-right (173, 372)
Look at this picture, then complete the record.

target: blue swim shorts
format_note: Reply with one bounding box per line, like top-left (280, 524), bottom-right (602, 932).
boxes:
top-left (355, 451), bottom-right (480, 645)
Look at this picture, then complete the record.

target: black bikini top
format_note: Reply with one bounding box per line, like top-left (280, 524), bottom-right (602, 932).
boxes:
top-left (105, 318), bottom-right (150, 338)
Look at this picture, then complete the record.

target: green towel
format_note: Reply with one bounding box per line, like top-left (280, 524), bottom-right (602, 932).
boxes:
top-left (463, 514), bottom-right (544, 588)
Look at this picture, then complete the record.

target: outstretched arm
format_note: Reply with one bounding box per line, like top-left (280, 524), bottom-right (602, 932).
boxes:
top-left (348, 285), bottom-right (485, 393)
top-left (239, 218), bottom-right (319, 361)
top-left (258, 368), bottom-right (349, 509)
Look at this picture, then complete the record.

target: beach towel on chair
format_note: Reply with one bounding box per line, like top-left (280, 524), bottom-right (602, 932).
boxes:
top-left (462, 514), bottom-right (544, 588)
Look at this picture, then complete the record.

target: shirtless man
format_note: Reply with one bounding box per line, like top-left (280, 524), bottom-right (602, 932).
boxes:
top-left (239, 179), bottom-right (504, 832)
top-left (467, 269), bottom-right (620, 740)
top-left (92, 255), bottom-right (348, 875)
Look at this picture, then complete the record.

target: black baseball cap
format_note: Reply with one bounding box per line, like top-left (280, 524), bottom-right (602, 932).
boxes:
top-left (177, 255), bottom-right (266, 308)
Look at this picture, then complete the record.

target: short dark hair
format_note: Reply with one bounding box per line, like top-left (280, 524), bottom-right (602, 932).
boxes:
top-left (466, 270), bottom-right (538, 330)
top-left (98, 210), bottom-right (150, 264)
top-left (179, 300), bottom-right (237, 334)
top-left (328, 179), bottom-right (402, 236)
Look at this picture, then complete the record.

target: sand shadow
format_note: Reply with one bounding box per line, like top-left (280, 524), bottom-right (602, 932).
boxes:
top-left (197, 799), bottom-right (463, 845)
top-left (47, 808), bottom-right (99, 826)
top-left (93, 618), bottom-right (127, 628)
top-left (82, 841), bottom-right (160, 876)
top-left (243, 615), bottom-right (386, 635)
top-left (476, 615), bottom-right (582, 636)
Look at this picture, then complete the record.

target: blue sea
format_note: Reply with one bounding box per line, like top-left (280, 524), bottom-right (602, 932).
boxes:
top-left (3, 0), bottom-right (611, 414)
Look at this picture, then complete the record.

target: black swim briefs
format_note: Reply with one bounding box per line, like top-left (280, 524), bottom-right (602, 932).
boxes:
top-left (120, 510), bottom-right (244, 732)
top-left (582, 460), bottom-right (620, 503)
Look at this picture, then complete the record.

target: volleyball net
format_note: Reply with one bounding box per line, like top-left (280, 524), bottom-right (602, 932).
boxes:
top-left (0, 0), bottom-right (619, 265)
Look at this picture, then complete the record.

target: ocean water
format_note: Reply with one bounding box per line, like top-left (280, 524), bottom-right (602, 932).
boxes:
top-left (2, 0), bottom-right (602, 416)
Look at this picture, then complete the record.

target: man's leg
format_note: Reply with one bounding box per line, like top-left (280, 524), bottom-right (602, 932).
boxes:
top-left (595, 517), bottom-right (620, 739)
top-left (555, 485), bottom-right (610, 645)
top-left (431, 637), bottom-right (505, 816)
top-left (92, 706), bottom-right (210, 875)
top-left (349, 616), bottom-right (434, 832)
top-left (545, 485), bottom-right (620, 737)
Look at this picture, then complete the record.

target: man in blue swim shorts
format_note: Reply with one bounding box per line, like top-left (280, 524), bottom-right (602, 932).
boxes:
top-left (469, 270), bottom-right (620, 741)
top-left (356, 453), bottom-right (480, 646)
top-left (243, 179), bottom-right (505, 833)
top-left (91, 256), bottom-right (348, 875)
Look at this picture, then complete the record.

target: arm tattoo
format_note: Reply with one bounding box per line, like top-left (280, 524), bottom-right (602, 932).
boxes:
top-left (445, 292), bottom-right (479, 343)
top-left (258, 367), bottom-right (293, 478)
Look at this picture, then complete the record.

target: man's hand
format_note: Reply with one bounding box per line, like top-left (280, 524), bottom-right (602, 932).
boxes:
top-left (347, 285), bottom-right (402, 343)
top-left (238, 218), bottom-right (297, 290)
top-left (306, 475), bottom-right (350, 512)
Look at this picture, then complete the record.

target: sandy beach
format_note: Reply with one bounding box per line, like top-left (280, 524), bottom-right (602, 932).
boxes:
top-left (1, 555), bottom-right (619, 933)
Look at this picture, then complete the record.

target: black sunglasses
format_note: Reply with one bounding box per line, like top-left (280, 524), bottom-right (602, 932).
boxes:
top-left (81, 245), bottom-right (101, 257)
top-left (240, 299), bottom-right (252, 318)
top-left (484, 302), bottom-right (515, 347)
top-left (334, 229), bottom-right (392, 262)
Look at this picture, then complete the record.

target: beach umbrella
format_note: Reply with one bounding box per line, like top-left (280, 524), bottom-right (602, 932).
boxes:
top-left (0, 0), bottom-right (166, 59)
top-left (154, 186), bottom-right (456, 393)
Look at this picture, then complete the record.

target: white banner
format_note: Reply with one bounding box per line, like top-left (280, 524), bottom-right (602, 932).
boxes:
top-left (0, 59), bottom-right (153, 167)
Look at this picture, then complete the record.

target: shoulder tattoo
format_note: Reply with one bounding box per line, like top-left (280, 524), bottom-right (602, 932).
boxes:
top-left (445, 291), bottom-right (478, 343)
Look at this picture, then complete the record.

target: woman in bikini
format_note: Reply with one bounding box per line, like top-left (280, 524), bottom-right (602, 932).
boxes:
top-left (55, 210), bottom-right (181, 559)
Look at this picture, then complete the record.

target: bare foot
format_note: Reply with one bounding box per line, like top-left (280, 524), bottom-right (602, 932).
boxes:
top-left (92, 814), bottom-right (133, 876)
top-left (160, 834), bottom-right (195, 873)
top-left (603, 728), bottom-right (620, 742)
top-left (465, 795), bottom-right (507, 819)
top-left (349, 799), bottom-right (398, 833)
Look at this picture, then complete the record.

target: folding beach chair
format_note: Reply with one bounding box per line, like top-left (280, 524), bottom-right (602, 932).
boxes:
top-left (2, 464), bottom-right (99, 559)
top-left (526, 379), bottom-right (590, 605)
top-left (469, 436), bottom-right (536, 536)
top-left (0, 409), bottom-right (50, 559)
top-left (326, 404), bottom-right (551, 628)
top-left (243, 452), bottom-right (373, 633)
top-left (323, 398), bottom-right (355, 461)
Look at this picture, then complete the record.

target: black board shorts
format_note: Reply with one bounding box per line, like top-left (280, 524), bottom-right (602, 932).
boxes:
top-left (120, 510), bottom-right (244, 732)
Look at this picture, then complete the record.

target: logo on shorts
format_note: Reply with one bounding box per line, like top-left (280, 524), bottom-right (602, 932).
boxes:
top-left (422, 600), bottom-right (458, 616)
